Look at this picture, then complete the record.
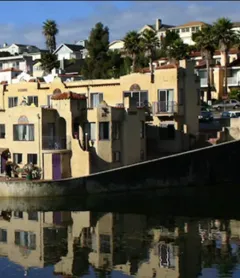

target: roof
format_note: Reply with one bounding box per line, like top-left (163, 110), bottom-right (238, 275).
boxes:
top-left (54, 43), bottom-right (84, 54)
top-left (190, 48), bottom-right (239, 58)
top-left (0, 67), bottom-right (22, 72)
top-left (51, 91), bottom-right (87, 100)
top-left (173, 21), bottom-right (208, 29)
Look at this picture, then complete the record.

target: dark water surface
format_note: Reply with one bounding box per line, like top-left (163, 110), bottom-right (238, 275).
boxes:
top-left (0, 190), bottom-right (240, 277)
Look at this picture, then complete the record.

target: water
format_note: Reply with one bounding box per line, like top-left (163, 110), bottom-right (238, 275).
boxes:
top-left (0, 192), bottom-right (240, 278)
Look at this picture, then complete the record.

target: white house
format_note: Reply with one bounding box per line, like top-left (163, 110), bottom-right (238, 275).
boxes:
top-left (109, 40), bottom-right (125, 51)
top-left (53, 43), bottom-right (87, 61)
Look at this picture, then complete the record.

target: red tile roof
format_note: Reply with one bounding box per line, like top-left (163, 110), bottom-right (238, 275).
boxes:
top-left (190, 48), bottom-right (239, 58)
top-left (0, 68), bottom-right (22, 72)
top-left (51, 91), bottom-right (87, 100)
top-left (0, 81), bottom-right (7, 85)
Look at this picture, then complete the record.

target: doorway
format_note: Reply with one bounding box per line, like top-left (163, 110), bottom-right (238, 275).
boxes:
top-left (52, 153), bottom-right (61, 180)
top-left (158, 89), bottom-right (174, 112)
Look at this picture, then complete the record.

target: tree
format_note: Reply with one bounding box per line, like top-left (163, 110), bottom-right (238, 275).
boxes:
top-left (42, 19), bottom-right (59, 53)
top-left (212, 18), bottom-right (240, 98)
top-left (123, 31), bottom-right (142, 73)
top-left (166, 38), bottom-right (189, 63)
top-left (192, 25), bottom-right (216, 101)
top-left (40, 53), bottom-right (59, 74)
top-left (141, 29), bottom-right (160, 83)
top-left (162, 30), bottom-right (181, 50)
top-left (82, 22), bottom-right (110, 79)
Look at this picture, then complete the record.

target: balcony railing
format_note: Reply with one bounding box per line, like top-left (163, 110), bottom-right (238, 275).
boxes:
top-left (200, 78), bottom-right (208, 87)
top-left (42, 136), bottom-right (71, 150)
top-left (152, 101), bottom-right (178, 115)
top-left (226, 76), bottom-right (240, 86)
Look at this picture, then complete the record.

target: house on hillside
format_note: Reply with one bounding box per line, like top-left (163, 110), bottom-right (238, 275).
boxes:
top-left (53, 43), bottom-right (87, 61)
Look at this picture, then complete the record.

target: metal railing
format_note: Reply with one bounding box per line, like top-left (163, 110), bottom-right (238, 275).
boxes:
top-left (42, 136), bottom-right (71, 150)
top-left (152, 101), bottom-right (178, 115)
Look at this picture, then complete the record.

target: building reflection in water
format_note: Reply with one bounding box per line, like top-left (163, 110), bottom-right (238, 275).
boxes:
top-left (0, 210), bottom-right (239, 277)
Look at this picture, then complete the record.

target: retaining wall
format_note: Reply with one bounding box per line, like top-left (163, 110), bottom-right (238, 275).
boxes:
top-left (0, 140), bottom-right (239, 197)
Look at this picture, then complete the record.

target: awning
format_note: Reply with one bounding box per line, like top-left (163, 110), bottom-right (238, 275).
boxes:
top-left (0, 148), bottom-right (9, 155)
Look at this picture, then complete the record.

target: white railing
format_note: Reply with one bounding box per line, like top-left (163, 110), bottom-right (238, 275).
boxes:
top-left (227, 76), bottom-right (239, 86)
top-left (152, 101), bottom-right (178, 115)
top-left (200, 78), bottom-right (208, 87)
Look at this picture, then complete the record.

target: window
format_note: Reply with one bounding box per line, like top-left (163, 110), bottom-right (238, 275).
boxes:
top-left (90, 93), bottom-right (103, 108)
top-left (196, 26), bottom-right (200, 31)
top-left (0, 63), bottom-right (2, 70)
top-left (99, 122), bottom-right (109, 140)
top-left (27, 96), bottom-right (38, 107)
top-left (28, 212), bottom-right (38, 221)
top-left (100, 234), bottom-right (111, 254)
top-left (123, 91), bottom-right (148, 107)
top-left (84, 122), bottom-right (96, 141)
top-left (15, 231), bottom-right (36, 250)
top-left (13, 153), bottom-right (22, 164)
top-left (140, 121), bottom-right (145, 139)
top-left (192, 27), bottom-right (196, 32)
top-left (13, 124), bottom-right (34, 141)
top-left (159, 124), bottom-right (175, 140)
top-left (16, 61), bottom-right (20, 69)
top-left (0, 229), bottom-right (7, 243)
top-left (8, 97), bottom-right (18, 108)
top-left (27, 154), bottom-right (37, 164)
top-left (185, 28), bottom-right (189, 32)
top-left (0, 124), bottom-right (5, 138)
top-left (112, 122), bottom-right (121, 140)
top-left (13, 211), bottom-right (23, 218)
top-left (113, 151), bottom-right (121, 162)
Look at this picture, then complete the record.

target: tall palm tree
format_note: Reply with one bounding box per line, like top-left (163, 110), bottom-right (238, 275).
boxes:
top-left (123, 31), bottom-right (142, 73)
top-left (166, 38), bottom-right (189, 63)
top-left (141, 29), bottom-right (160, 83)
top-left (42, 19), bottom-right (59, 53)
top-left (212, 18), bottom-right (240, 98)
top-left (192, 25), bottom-right (216, 102)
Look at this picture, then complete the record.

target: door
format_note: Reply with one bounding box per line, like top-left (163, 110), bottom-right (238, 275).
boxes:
top-left (48, 123), bottom-right (55, 148)
top-left (158, 90), bottom-right (174, 112)
top-left (52, 153), bottom-right (61, 180)
top-left (1, 156), bottom-right (6, 174)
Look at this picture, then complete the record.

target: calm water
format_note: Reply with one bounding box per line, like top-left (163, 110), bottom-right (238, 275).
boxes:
top-left (0, 192), bottom-right (240, 278)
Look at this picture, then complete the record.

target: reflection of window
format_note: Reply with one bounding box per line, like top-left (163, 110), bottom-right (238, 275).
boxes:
top-left (15, 231), bottom-right (36, 250)
top-left (27, 96), bottom-right (38, 107)
top-left (27, 154), bottom-right (37, 164)
top-left (112, 122), bottom-right (121, 140)
top-left (13, 124), bottom-right (34, 141)
top-left (84, 122), bottom-right (96, 141)
top-left (0, 229), bottom-right (7, 243)
top-left (90, 93), bottom-right (103, 108)
top-left (28, 212), bottom-right (38, 221)
top-left (100, 234), bottom-right (111, 254)
top-left (14, 211), bottom-right (23, 218)
top-left (123, 91), bottom-right (148, 107)
top-left (8, 97), bottom-right (18, 108)
top-left (99, 122), bottom-right (109, 140)
top-left (0, 124), bottom-right (5, 138)
top-left (13, 153), bottom-right (22, 164)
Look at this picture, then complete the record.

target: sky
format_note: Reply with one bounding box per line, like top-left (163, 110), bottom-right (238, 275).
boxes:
top-left (0, 1), bottom-right (239, 49)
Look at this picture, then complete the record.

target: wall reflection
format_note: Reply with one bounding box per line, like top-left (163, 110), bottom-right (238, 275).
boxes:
top-left (0, 210), bottom-right (239, 277)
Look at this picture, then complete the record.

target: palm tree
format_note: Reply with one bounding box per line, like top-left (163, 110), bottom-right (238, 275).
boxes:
top-left (42, 19), bottom-right (59, 53)
top-left (123, 31), bottom-right (142, 73)
top-left (192, 25), bottom-right (216, 102)
top-left (212, 18), bottom-right (240, 98)
top-left (141, 29), bottom-right (160, 83)
top-left (166, 38), bottom-right (189, 63)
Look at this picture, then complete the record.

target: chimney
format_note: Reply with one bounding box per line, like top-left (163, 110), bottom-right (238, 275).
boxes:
top-left (155, 19), bottom-right (162, 31)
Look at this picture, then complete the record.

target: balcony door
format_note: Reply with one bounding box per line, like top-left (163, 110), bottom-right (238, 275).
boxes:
top-left (158, 89), bottom-right (174, 112)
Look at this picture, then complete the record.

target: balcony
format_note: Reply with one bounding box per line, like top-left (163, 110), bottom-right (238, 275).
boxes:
top-left (200, 78), bottom-right (208, 87)
top-left (226, 76), bottom-right (240, 86)
top-left (152, 101), bottom-right (178, 116)
top-left (42, 136), bottom-right (71, 150)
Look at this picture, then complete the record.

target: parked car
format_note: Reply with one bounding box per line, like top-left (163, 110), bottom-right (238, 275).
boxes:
top-left (221, 111), bottom-right (240, 118)
top-left (198, 111), bottom-right (214, 122)
top-left (212, 99), bottom-right (240, 111)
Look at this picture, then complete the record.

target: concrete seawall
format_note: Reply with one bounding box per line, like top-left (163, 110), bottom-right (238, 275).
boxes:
top-left (0, 140), bottom-right (239, 197)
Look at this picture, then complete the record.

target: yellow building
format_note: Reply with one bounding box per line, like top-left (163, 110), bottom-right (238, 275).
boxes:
top-left (0, 59), bottom-right (199, 179)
